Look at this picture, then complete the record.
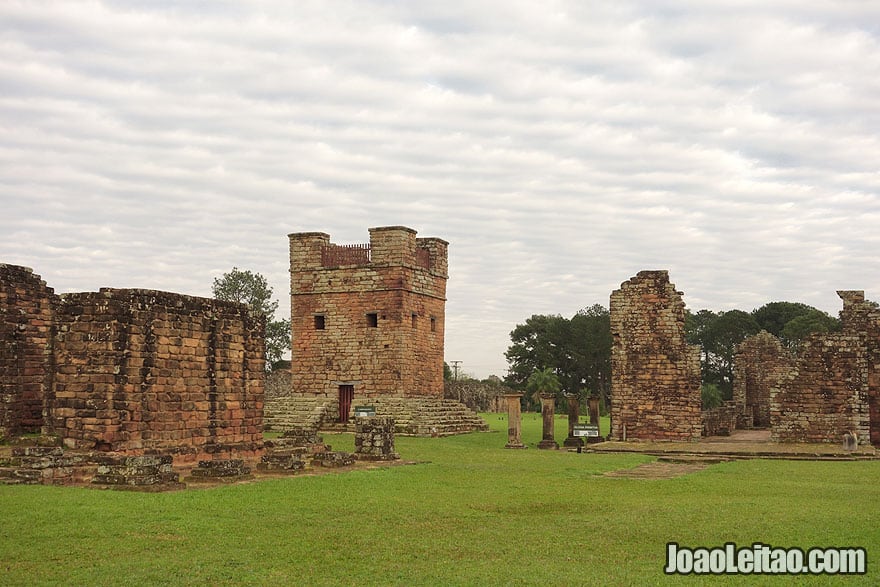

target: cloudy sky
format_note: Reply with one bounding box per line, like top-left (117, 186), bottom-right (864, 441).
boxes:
top-left (2, 1), bottom-right (879, 377)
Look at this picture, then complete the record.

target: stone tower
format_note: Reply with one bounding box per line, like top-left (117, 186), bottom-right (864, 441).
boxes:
top-left (288, 226), bottom-right (447, 400)
top-left (272, 226), bottom-right (487, 435)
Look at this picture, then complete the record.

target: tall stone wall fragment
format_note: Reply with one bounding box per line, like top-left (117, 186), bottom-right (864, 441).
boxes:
top-left (0, 264), bottom-right (56, 437)
top-left (609, 270), bottom-right (701, 441)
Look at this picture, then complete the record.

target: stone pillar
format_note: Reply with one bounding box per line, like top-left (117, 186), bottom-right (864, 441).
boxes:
top-left (504, 393), bottom-right (526, 449)
top-left (588, 396), bottom-right (600, 425)
top-left (588, 395), bottom-right (603, 444)
top-left (354, 416), bottom-right (400, 461)
top-left (563, 393), bottom-right (583, 448)
top-left (537, 393), bottom-right (559, 450)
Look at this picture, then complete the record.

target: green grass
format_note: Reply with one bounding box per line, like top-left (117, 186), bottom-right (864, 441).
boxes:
top-left (1, 414), bottom-right (878, 585)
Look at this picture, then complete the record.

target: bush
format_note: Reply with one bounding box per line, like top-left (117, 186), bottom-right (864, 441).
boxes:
top-left (701, 383), bottom-right (723, 409)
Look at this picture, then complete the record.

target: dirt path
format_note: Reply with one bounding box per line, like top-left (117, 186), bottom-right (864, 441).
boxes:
top-left (603, 461), bottom-right (709, 479)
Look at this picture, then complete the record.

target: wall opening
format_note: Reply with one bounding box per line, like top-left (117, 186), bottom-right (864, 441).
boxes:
top-left (314, 314), bottom-right (325, 330)
top-left (366, 313), bottom-right (378, 328)
top-left (338, 385), bottom-right (354, 423)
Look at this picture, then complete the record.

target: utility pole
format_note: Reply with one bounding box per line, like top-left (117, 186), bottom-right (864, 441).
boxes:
top-left (450, 360), bottom-right (462, 381)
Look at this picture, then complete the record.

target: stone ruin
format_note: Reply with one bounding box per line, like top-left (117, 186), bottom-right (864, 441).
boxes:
top-left (609, 270), bottom-right (702, 441)
top-left (609, 268), bottom-right (880, 446)
top-left (768, 291), bottom-right (879, 445)
top-left (0, 263), bottom-right (267, 486)
top-left (732, 331), bottom-right (791, 429)
top-left (265, 226), bottom-right (487, 436)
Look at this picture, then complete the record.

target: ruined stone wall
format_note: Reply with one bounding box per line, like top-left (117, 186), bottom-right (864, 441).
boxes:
top-left (48, 288), bottom-right (265, 461)
top-left (701, 401), bottom-right (740, 436)
top-left (770, 291), bottom-right (876, 444)
top-left (610, 270), bottom-right (701, 441)
top-left (733, 331), bottom-right (793, 428)
top-left (289, 226), bottom-right (447, 404)
top-left (0, 265), bottom-right (56, 437)
top-left (265, 368), bottom-right (292, 401)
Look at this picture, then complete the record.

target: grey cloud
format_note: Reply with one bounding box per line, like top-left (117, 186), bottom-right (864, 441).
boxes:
top-left (2, 1), bottom-right (878, 376)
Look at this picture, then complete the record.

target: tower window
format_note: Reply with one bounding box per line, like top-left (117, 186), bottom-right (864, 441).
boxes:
top-left (412, 313), bottom-right (418, 328)
top-left (314, 315), bottom-right (325, 330)
top-left (430, 316), bottom-right (436, 332)
top-left (367, 313), bottom-right (378, 328)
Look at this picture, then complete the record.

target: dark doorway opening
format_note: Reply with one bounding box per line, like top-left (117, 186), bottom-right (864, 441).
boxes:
top-left (338, 385), bottom-right (354, 423)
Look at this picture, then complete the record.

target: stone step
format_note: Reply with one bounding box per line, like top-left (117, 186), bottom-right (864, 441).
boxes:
top-left (257, 453), bottom-right (305, 473)
top-left (186, 459), bottom-right (252, 480)
top-left (0, 468), bottom-right (42, 484)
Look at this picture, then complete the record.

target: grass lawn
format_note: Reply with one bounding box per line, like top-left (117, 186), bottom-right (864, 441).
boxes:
top-left (1, 413), bottom-right (878, 585)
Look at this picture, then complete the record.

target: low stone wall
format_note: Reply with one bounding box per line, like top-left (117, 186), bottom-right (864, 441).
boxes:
top-left (702, 402), bottom-right (741, 437)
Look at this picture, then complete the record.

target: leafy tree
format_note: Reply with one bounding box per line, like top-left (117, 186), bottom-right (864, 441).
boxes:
top-left (212, 267), bottom-right (291, 369)
top-left (780, 310), bottom-right (838, 348)
top-left (212, 267), bottom-right (278, 316)
top-left (264, 318), bottom-right (292, 368)
top-left (686, 301), bottom-right (840, 396)
top-left (686, 309), bottom-right (759, 398)
top-left (753, 302), bottom-right (839, 348)
top-left (568, 304), bottom-right (612, 409)
top-left (504, 306), bottom-right (611, 411)
top-left (702, 310), bottom-right (760, 397)
top-left (685, 309), bottom-right (719, 367)
top-left (505, 314), bottom-right (569, 386)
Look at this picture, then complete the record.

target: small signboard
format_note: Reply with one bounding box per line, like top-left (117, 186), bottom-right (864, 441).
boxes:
top-left (354, 405), bottom-right (376, 417)
top-left (573, 424), bottom-right (600, 438)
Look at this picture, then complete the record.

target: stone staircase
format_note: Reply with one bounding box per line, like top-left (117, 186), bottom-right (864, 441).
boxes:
top-left (264, 395), bottom-right (489, 436)
top-left (370, 397), bottom-right (489, 436)
top-left (264, 396), bottom-right (338, 431)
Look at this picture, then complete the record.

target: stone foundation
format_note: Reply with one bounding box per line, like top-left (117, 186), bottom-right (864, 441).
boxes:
top-left (92, 454), bottom-right (183, 488)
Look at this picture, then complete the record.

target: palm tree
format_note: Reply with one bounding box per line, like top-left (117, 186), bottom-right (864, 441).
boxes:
top-left (525, 368), bottom-right (561, 411)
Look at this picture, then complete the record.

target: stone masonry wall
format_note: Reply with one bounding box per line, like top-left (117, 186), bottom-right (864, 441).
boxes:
top-left (48, 288), bottom-right (265, 461)
top-left (771, 291), bottom-right (877, 444)
top-left (288, 226), bottom-right (447, 405)
top-left (610, 270), bottom-right (701, 441)
top-left (0, 265), bottom-right (57, 437)
top-left (733, 331), bottom-right (793, 428)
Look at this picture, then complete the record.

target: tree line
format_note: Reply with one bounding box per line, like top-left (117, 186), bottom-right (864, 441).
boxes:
top-left (504, 301), bottom-right (839, 411)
